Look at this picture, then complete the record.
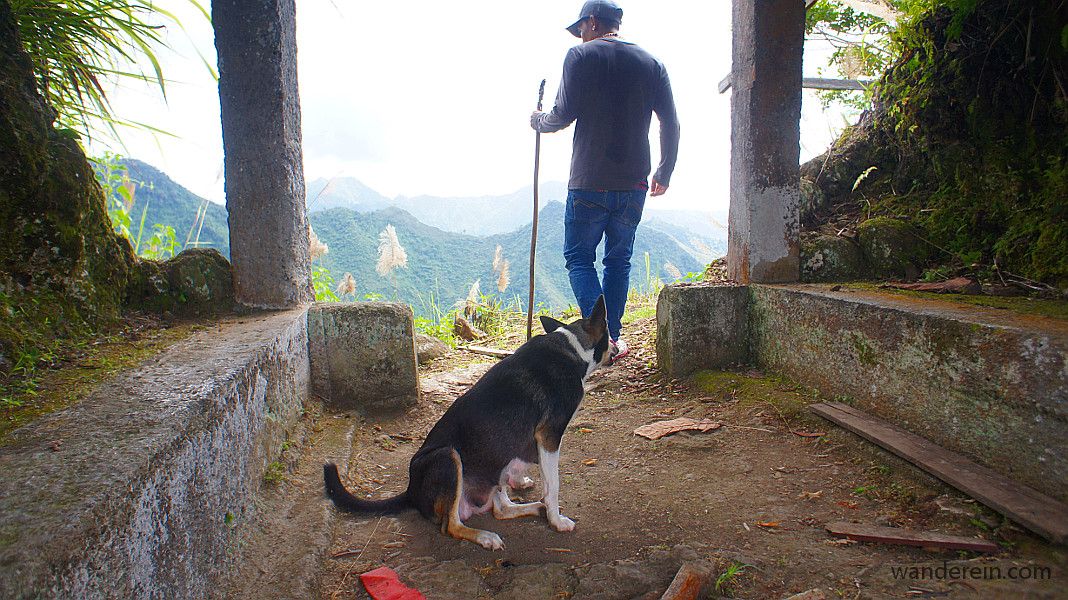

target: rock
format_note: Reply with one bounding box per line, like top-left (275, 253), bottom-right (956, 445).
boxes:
top-left (800, 234), bottom-right (869, 282)
top-left (573, 545), bottom-right (708, 600)
top-left (129, 248), bottom-right (235, 316)
top-left (394, 558), bottom-right (481, 600)
top-left (857, 217), bottom-right (931, 279)
top-left (799, 177), bottom-right (829, 220)
top-left (415, 333), bottom-right (449, 364)
top-left (934, 495), bottom-right (972, 516)
top-left (453, 315), bottom-right (484, 341)
top-left (493, 564), bottom-right (577, 600)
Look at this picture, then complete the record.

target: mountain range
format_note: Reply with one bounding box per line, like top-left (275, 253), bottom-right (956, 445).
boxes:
top-left (108, 159), bottom-right (726, 313)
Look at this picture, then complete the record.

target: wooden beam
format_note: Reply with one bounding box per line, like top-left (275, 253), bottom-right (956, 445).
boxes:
top-left (717, 0), bottom-right (823, 94)
top-left (717, 76), bottom-right (872, 94)
top-left (826, 522), bottom-right (1000, 553)
top-left (811, 402), bottom-right (1068, 544)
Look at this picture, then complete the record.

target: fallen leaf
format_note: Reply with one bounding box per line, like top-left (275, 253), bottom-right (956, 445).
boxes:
top-left (578, 427), bottom-right (593, 434)
top-left (798, 490), bottom-right (824, 500)
top-left (837, 500), bottom-right (860, 510)
top-left (48, 440), bottom-right (62, 452)
top-left (825, 538), bottom-right (857, 546)
top-left (756, 521), bottom-right (781, 528)
top-left (582, 458), bottom-right (598, 466)
top-left (633, 418), bottom-right (722, 440)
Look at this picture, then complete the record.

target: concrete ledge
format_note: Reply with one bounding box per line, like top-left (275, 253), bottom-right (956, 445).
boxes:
top-left (308, 302), bottom-right (418, 413)
top-left (657, 283), bottom-right (1068, 503)
top-left (656, 284), bottom-right (750, 379)
top-left (0, 309), bottom-right (310, 599)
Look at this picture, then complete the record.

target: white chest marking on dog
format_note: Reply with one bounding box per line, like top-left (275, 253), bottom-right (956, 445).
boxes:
top-left (555, 328), bottom-right (597, 379)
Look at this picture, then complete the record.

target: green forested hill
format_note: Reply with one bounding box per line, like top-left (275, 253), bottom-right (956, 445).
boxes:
top-left (111, 159), bottom-right (230, 257)
top-left (107, 160), bottom-right (720, 313)
top-left (310, 202), bottom-right (714, 314)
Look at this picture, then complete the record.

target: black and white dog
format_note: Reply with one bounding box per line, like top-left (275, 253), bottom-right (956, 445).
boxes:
top-left (324, 296), bottom-right (611, 549)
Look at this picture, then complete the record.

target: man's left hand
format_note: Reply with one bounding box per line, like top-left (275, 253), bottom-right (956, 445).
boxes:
top-left (650, 180), bottom-right (668, 196)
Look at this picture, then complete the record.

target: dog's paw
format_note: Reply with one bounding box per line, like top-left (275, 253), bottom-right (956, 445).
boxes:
top-left (549, 515), bottom-right (576, 532)
top-left (475, 531), bottom-right (505, 550)
top-left (509, 475), bottom-right (536, 490)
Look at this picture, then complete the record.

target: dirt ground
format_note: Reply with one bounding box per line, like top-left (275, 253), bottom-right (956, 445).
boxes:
top-left (317, 314), bottom-right (1066, 599)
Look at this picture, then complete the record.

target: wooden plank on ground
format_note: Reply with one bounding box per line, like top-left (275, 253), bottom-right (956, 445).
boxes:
top-left (811, 402), bottom-right (1068, 544)
top-left (459, 345), bottom-right (512, 358)
top-left (826, 522), bottom-right (1000, 553)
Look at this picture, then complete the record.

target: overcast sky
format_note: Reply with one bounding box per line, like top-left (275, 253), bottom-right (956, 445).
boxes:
top-left (90, 0), bottom-right (853, 215)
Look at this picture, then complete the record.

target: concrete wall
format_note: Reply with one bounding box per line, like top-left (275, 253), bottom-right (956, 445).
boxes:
top-left (0, 310), bottom-right (309, 599)
top-left (656, 284), bottom-right (1068, 503)
top-left (750, 285), bottom-right (1068, 502)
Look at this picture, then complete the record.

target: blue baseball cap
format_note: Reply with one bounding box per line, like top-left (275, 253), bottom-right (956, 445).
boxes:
top-left (566, 0), bottom-right (624, 37)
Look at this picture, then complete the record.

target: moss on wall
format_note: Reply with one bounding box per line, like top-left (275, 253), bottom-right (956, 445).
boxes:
top-left (801, 0), bottom-right (1068, 288)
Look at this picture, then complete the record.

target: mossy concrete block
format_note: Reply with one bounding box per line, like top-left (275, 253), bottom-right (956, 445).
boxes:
top-left (857, 217), bottom-right (930, 279)
top-left (130, 249), bottom-right (235, 316)
top-left (656, 284), bottom-right (750, 379)
top-left (308, 302), bottom-right (418, 413)
top-left (750, 284), bottom-right (1068, 502)
top-left (801, 234), bottom-right (869, 282)
top-left (0, 309), bottom-right (310, 598)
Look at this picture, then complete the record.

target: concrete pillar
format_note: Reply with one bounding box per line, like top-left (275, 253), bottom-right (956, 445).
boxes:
top-left (727, 0), bottom-right (804, 284)
top-left (213, 0), bottom-right (312, 308)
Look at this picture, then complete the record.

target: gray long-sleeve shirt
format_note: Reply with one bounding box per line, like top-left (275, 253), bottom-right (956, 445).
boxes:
top-left (532, 37), bottom-right (680, 191)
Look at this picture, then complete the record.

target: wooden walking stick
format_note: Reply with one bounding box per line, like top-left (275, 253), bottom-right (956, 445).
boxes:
top-left (526, 79), bottom-right (546, 340)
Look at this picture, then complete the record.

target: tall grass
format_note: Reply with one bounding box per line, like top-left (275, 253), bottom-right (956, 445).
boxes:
top-left (12, 0), bottom-right (213, 144)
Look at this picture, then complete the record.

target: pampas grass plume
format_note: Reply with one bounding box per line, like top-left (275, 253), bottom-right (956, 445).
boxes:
top-left (309, 227), bottom-right (329, 260)
top-left (376, 224), bottom-right (408, 276)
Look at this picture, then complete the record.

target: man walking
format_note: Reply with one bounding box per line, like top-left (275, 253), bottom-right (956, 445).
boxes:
top-left (531, 0), bottom-right (679, 364)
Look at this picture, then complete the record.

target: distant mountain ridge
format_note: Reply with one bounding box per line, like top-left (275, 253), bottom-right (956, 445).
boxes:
top-left (108, 160), bottom-right (725, 313)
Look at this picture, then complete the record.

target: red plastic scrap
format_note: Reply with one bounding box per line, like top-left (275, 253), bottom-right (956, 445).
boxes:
top-left (360, 566), bottom-right (426, 600)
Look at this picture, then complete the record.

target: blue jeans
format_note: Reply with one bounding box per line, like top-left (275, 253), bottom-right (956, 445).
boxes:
top-left (563, 189), bottom-right (646, 340)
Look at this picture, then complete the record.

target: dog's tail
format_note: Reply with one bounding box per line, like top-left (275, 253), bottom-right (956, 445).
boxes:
top-left (323, 462), bottom-right (410, 514)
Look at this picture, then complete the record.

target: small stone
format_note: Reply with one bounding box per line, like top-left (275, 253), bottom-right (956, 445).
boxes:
top-left (415, 333), bottom-right (449, 364)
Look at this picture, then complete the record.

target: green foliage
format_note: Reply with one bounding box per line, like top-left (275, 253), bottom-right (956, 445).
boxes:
top-left (140, 224), bottom-right (178, 260)
top-left (715, 561), bottom-right (750, 594)
top-left (92, 156), bottom-right (231, 261)
top-left (805, 0), bottom-right (937, 112)
top-left (311, 266), bottom-right (339, 302)
top-left (11, 0), bottom-right (211, 143)
top-left (866, 0), bottom-right (1068, 286)
top-left (263, 461), bottom-right (286, 485)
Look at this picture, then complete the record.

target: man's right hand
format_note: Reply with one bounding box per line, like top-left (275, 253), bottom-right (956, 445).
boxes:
top-left (650, 180), bottom-right (668, 196)
top-left (530, 111), bottom-right (544, 130)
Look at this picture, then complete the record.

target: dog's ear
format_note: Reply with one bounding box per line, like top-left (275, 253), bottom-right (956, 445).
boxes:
top-left (540, 315), bottom-right (566, 333)
top-left (584, 295), bottom-right (608, 338)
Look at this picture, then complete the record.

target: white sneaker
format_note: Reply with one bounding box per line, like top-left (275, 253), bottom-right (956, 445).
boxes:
top-left (609, 338), bottom-right (630, 365)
